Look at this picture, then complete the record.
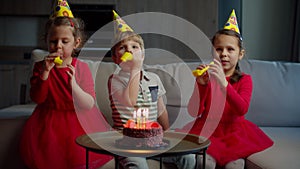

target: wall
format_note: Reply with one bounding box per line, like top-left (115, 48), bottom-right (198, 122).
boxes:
top-left (0, 0), bottom-right (218, 108)
top-left (0, 16), bottom-right (47, 47)
top-left (242, 0), bottom-right (295, 61)
top-left (0, 0), bottom-right (218, 61)
top-left (218, 0), bottom-right (296, 61)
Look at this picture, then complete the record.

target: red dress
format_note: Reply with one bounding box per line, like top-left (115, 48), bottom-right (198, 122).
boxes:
top-left (180, 74), bottom-right (273, 166)
top-left (20, 58), bottom-right (112, 169)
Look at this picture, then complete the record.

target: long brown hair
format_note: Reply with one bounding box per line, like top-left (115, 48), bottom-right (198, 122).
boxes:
top-left (212, 29), bottom-right (244, 83)
top-left (44, 17), bottom-right (86, 53)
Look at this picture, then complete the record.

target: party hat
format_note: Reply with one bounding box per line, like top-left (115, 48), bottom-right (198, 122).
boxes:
top-left (113, 10), bottom-right (134, 33)
top-left (51, 0), bottom-right (74, 18)
top-left (224, 9), bottom-right (240, 34)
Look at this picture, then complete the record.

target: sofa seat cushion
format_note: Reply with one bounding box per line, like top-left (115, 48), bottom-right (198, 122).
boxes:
top-left (246, 127), bottom-right (300, 169)
top-left (0, 104), bottom-right (35, 119)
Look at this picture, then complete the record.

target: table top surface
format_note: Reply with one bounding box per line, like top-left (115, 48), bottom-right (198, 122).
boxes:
top-left (76, 130), bottom-right (210, 157)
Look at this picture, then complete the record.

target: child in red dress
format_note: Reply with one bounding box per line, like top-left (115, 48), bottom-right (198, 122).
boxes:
top-left (181, 10), bottom-right (274, 169)
top-left (20, 1), bottom-right (112, 169)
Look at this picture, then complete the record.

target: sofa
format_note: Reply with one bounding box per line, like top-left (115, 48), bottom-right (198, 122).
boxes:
top-left (0, 52), bottom-right (299, 169)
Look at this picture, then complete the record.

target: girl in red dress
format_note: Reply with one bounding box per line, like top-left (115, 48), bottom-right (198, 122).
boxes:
top-left (20, 1), bottom-right (112, 169)
top-left (181, 29), bottom-right (274, 169)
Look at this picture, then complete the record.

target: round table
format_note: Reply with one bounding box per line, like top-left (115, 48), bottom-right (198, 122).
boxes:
top-left (76, 130), bottom-right (210, 169)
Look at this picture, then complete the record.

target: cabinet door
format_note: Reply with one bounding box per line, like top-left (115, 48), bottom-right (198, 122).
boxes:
top-left (0, 0), bottom-right (52, 15)
top-left (0, 64), bottom-right (31, 108)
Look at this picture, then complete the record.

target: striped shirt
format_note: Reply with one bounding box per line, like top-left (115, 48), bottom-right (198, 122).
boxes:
top-left (108, 69), bottom-right (166, 129)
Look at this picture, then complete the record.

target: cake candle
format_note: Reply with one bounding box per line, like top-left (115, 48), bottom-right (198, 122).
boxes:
top-left (133, 110), bottom-right (137, 128)
top-left (142, 108), bottom-right (146, 129)
top-left (136, 108), bottom-right (141, 129)
top-left (144, 108), bottom-right (149, 128)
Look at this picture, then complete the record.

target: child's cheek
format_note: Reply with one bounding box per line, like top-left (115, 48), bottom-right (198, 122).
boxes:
top-left (134, 50), bottom-right (142, 57)
top-left (116, 56), bottom-right (122, 64)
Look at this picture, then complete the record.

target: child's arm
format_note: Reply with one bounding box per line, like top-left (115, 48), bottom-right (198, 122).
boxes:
top-left (125, 69), bottom-right (141, 106)
top-left (67, 64), bottom-right (95, 110)
top-left (30, 61), bottom-right (50, 103)
top-left (188, 62), bottom-right (213, 117)
top-left (40, 52), bottom-right (60, 80)
top-left (157, 97), bottom-right (170, 130)
top-left (187, 81), bottom-right (210, 117)
top-left (113, 53), bottom-right (143, 107)
top-left (226, 75), bottom-right (253, 116)
top-left (112, 69), bottom-right (141, 107)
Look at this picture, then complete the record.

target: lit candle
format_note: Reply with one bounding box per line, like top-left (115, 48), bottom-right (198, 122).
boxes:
top-left (133, 110), bottom-right (137, 128)
top-left (142, 108), bottom-right (146, 129)
top-left (145, 108), bottom-right (149, 123)
top-left (137, 108), bottom-right (141, 129)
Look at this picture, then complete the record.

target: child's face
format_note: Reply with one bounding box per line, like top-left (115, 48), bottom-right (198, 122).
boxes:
top-left (47, 25), bottom-right (80, 59)
top-left (213, 34), bottom-right (244, 76)
top-left (113, 39), bottom-right (143, 64)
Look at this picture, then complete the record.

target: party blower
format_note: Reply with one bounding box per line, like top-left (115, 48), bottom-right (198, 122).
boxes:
top-left (192, 61), bottom-right (214, 77)
top-left (120, 52), bottom-right (133, 62)
top-left (54, 56), bottom-right (63, 65)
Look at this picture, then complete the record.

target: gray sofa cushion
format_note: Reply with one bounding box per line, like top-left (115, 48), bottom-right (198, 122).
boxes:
top-left (240, 60), bottom-right (300, 127)
top-left (0, 104), bottom-right (35, 119)
top-left (246, 127), bottom-right (300, 169)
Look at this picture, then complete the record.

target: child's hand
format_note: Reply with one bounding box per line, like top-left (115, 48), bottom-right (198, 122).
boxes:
top-left (44, 52), bottom-right (60, 71)
top-left (195, 64), bottom-right (210, 85)
top-left (66, 64), bottom-right (77, 88)
top-left (44, 54), bottom-right (57, 72)
top-left (208, 59), bottom-right (228, 88)
top-left (131, 51), bottom-right (143, 70)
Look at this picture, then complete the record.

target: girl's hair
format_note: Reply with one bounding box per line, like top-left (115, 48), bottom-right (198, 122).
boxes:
top-left (44, 17), bottom-right (86, 53)
top-left (111, 31), bottom-right (145, 56)
top-left (212, 29), bottom-right (244, 83)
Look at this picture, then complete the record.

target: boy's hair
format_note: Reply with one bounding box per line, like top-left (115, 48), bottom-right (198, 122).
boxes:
top-left (111, 31), bottom-right (145, 57)
top-left (211, 29), bottom-right (244, 83)
top-left (44, 17), bottom-right (86, 49)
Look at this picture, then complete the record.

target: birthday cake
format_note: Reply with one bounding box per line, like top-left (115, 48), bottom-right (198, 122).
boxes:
top-left (116, 120), bottom-right (168, 148)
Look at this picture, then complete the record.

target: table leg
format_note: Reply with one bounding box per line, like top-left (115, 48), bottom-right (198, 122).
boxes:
top-left (195, 154), bottom-right (198, 169)
top-left (203, 149), bottom-right (207, 169)
top-left (115, 156), bottom-right (119, 169)
top-left (86, 149), bottom-right (89, 169)
top-left (160, 157), bottom-right (163, 169)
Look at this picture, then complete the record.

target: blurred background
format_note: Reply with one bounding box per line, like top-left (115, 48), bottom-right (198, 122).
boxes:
top-left (0, 0), bottom-right (299, 108)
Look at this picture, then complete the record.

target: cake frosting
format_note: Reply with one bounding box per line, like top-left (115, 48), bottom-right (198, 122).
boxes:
top-left (116, 120), bottom-right (167, 148)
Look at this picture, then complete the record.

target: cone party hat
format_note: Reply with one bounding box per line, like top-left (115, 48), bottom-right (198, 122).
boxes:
top-left (51, 0), bottom-right (74, 18)
top-left (223, 9), bottom-right (240, 34)
top-left (113, 10), bottom-right (134, 34)
top-left (112, 10), bottom-right (135, 62)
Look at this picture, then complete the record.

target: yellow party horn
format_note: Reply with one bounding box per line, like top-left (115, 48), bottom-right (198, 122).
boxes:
top-left (192, 61), bottom-right (214, 77)
top-left (54, 56), bottom-right (63, 65)
top-left (120, 52), bottom-right (133, 62)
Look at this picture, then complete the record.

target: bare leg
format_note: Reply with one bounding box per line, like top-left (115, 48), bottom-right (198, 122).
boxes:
top-left (196, 154), bottom-right (216, 169)
top-left (224, 159), bottom-right (245, 169)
